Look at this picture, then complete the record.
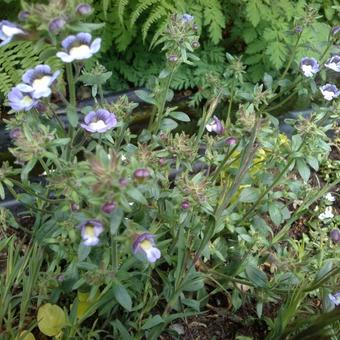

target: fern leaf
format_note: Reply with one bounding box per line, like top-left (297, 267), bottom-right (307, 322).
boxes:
top-left (142, 5), bottom-right (167, 42)
top-left (130, 0), bottom-right (158, 27)
top-left (117, 0), bottom-right (129, 24)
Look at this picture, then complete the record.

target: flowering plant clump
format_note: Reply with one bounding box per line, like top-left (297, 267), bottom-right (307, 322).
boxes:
top-left (0, 2), bottom-right (340, 339)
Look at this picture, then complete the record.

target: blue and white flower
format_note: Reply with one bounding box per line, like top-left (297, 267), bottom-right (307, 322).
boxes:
top-left (325, 56), bottom-right (340, 72)
top-left (79, 219), bottom-right (104, 246)
top-left (56, 32), bottom-right (101, 63)
top-left (0, 20), bottom-right (24, 46)
top-left (206, 116), bottom-right (224, 135)
top-left (16, 65), bottom-right (60, 99)
top-left (318, 206), bottom-right (334, 221)
top-left (325, 192), bottom-right (336, 203)
top-left (7, 86), bottom-right (38, 111)
top-left (81, 109), bottom-right (117, 133)
top-left (300, 57), bottom-right (319, 77)
top-left (328, 292), bottom-right (340, 306)
top-left (319, 84), bottom-right (340, 101)
top-left (133, 233), bottom-right (161, 263)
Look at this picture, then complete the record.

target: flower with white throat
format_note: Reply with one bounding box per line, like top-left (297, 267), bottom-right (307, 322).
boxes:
top-left (133, 233), bottom-right (161, 263)
top-left (79, 220), bottom-right (104, 246)
top-left (81, 109), bottom-right (117, 133)
top-left (300, 57), bottom-right (319, 77)
top-left (319, 84), bottom-right (340, 101)
top-left (0, 20), bottom-right (24, 46)
top-left (325, 56), bottom-right (340, 72)
top-left (57, 32), bottom-right (101, 63)
top-left (318, 206), bottom-right (334, 221)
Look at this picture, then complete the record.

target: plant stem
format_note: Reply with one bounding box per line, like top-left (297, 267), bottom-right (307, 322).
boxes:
top-left (66, 63), bottom-right (76, 107)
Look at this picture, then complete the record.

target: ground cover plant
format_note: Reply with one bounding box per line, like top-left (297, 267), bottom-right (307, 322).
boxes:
top-left (0, 1), bottom-right (340, 339)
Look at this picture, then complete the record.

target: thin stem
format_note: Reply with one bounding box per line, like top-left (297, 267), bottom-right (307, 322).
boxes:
top-left (226, 89), bottom-right (234, 127)
top-left (267, 89), bottom-right (298, 113)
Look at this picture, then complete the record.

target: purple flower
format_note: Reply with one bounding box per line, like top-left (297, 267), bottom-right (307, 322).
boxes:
top-left (76, 4), bottom-right (93, 16)
top-left (225, 137), bottom-right (237, 145)
top-left (330, 229), bottom-right (340, 244)
top-left (81, 109), bottom-right (117, 133)
top-left (325, 56), bottom-right (340, 72)
top-left (300, 57), bottom-right (319, 77)
top-left (168, 55), bottom-right (178, 62)
top-left (134, 168), bottom-right (150, 180)
top-left (7, 86), bottom-right (38, 111)
top-left (119, 178), bottom-right (128, 187)
top-left (79, 219), bottom-right (104, 246)
top-left (16, 65), bottom-right (60, 99)
top-left (132, 233), bottom-right (161, 263)
top-left (320, 84), bottom-right (340, 101)
top-left (48, 18), bottom-right (66, 34)
top-left (206, 116), bottom-right (224, 135)
top-left (102, 201), bottom-right (116, 214)
top-left (294, 26), bottom-right (303, 33)
top-left (181, 14), bottom-right (194, 23)
top-left (0, 20), bottom-right (24, 46)
top-left (57, 32), bottom-right (101, 63)
top-left (328, 292), bottom-right (340, 306)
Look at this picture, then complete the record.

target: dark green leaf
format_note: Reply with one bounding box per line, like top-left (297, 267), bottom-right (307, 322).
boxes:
top-left (245, 264), bottom-right (268, 287)
top-left (113, 284), bottom-right (132, 311)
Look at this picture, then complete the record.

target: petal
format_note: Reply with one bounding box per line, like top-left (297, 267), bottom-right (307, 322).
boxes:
top-left (32, 87), bottom-right (51, 99)
top-left (146, 247), bottom-right (161, 263)
top-left (61, 35), bottom-right (76, 50)
top-left (56, 51), bottom-right (74, 63)
top-left (76, 32), bottom-right (92, 44)
top-left (16, 83), bottom-right (34, 92)
top-left (0, 37), bottom-right (12, 46)
top-left (22, 69), bottom-right (35, 84)
top-left (50, 70), bottom-right (61, 83)
top-left (90, 38), bottom-right (101, 54)
top-left (84, 111), bottom-right (97, 124)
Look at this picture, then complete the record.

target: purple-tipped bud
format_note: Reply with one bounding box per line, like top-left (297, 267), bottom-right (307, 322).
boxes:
top-left (159, 158), bottom-right (166, 166)
top-left (48, 17), bottom-right (66, 34)
top-left (192, 41), bottom-right (200, 49)
top-left (9, 128), bottom-right (22, 139)
top-left (76, 3), bottom-right (93, 16)
top-left (168, 55), bottom-right (178, 62)
top-left (225, 137), bottom-right (237, 145)
top-left (134, 168), bottom-right (150, 180)
top-left (71, 203), bottom-right (80, 211)
top-left (294, 26), bottom-right (303, 33)
top-left (331, 26), bottom-right (340, 36)
top-left (57, 274), bottom-right (65, 282)
top-left (330, 229), bottom-right (340, 244)
top-left (181, 200), bottom-right (190, 209)
top-left (18, 11), bottom-right (30, 21)
top-left (119, 177), bottom-right (128, 187)
top-left (102, 201), bottom-right (117, 214)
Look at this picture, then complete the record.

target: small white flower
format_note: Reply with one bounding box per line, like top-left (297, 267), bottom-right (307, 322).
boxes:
top-left (325, 193), bottom-right (336, 203)
top-left (318, 206), bottom-right (334, 221)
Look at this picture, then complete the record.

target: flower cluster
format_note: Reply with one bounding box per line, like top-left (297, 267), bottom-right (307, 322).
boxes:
top-left (300, 55), bottom-right (340, 101)
top-left (7, 65), bottom-right (60, 112)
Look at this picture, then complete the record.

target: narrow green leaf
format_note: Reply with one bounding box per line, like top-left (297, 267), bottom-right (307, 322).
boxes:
top-left (113, 284), bottom-right (132, 311)
top-left (110, 208), bottom-right (124, 234)
top-left (245, 264), bottom-right (268, 288)
top-left (142, 315), bottom-right (164, 330)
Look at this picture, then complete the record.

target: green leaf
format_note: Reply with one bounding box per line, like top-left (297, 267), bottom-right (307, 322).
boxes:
top-left (168, 111), bottom-right (190, 122)
top-left (135, 90), bottom-right (156, 105)
top-left (245, 264), bottom-right (268, 288)
top-left (239, 187), bottom-right (260, 203)
top-left (126, 187), bottom-right (147, 205)
top-left (110, 208), bottom-right (124, 234)
top-left (246, 0), bottom-right (261, 27)
top-left (296, 159), bottom-right (310, 182)
top-left (66, 106), bottom-right (79, 128)
top-left (160, 118), bottom-right (178, 131)
top-left (37, 304), bottom-right (66, 337)
top-left (113, 284), bottom-right (132, 311)
top-left (78, 244), bottom-right (91, 261)
top-left (142, 315), bottom-right (164, 330)
top-left (291, 135), bottom-right (303, 151)
top-left (68, 22), bottom-right (105, 33)
top-left (268, 203), bottom-right (282, 226)
top-left (111, 320), bottom-right (134, 340)
top-left (21, 159), bottom-right (37, 182)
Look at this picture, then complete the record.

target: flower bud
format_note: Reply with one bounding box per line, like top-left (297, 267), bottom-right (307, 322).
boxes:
top-left (181, 200), bottom-right (190, 209)
top-left (134, 168), bottom-right (150, 181)
top-left (18, 11), bottom-right (30, 21)
top-left (331, 26), bottom-right (340, 36)
top-left (192, 41), bottom-right (200, 49)
top-left (119, 177), bottom-right (128, 187)
top-left (330, 229), bottom-right (340, 244)
top-left (71, 203), bottom-right (80, 211)
top-left (57, 274), bottom-right (65, 282)
top-left (35, 102), bottom-right (47, 113)
top-left (192, 24), bottom-right (198, 31)
top-left (48, 17), bottom-right (66, 34)
top-left (225, 137), bottom-right (237, 145)
top-left (9, 128), bottom-right (22, 139)
top-left (294, 26), bottom-right (303, 33)
top-left (102, 201), bottom-right (117, 214)
top-left (168, 55), bottom-right (178, 62)
top-left (76, 3), bottom-right (93, 16)
top-left (159, 158), bottom-right (166, 166)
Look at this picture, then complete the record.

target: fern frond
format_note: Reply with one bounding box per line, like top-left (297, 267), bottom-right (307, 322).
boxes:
top-left (117, 0), bottom-right (129, 24)
top-left (130, 0), bottom-right (159, 27)
top-left (142, 5), bottom-right (168, 41)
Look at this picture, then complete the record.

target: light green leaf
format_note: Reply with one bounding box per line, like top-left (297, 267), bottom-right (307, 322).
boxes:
top-left (113, 284), bottom-right (132, 311)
